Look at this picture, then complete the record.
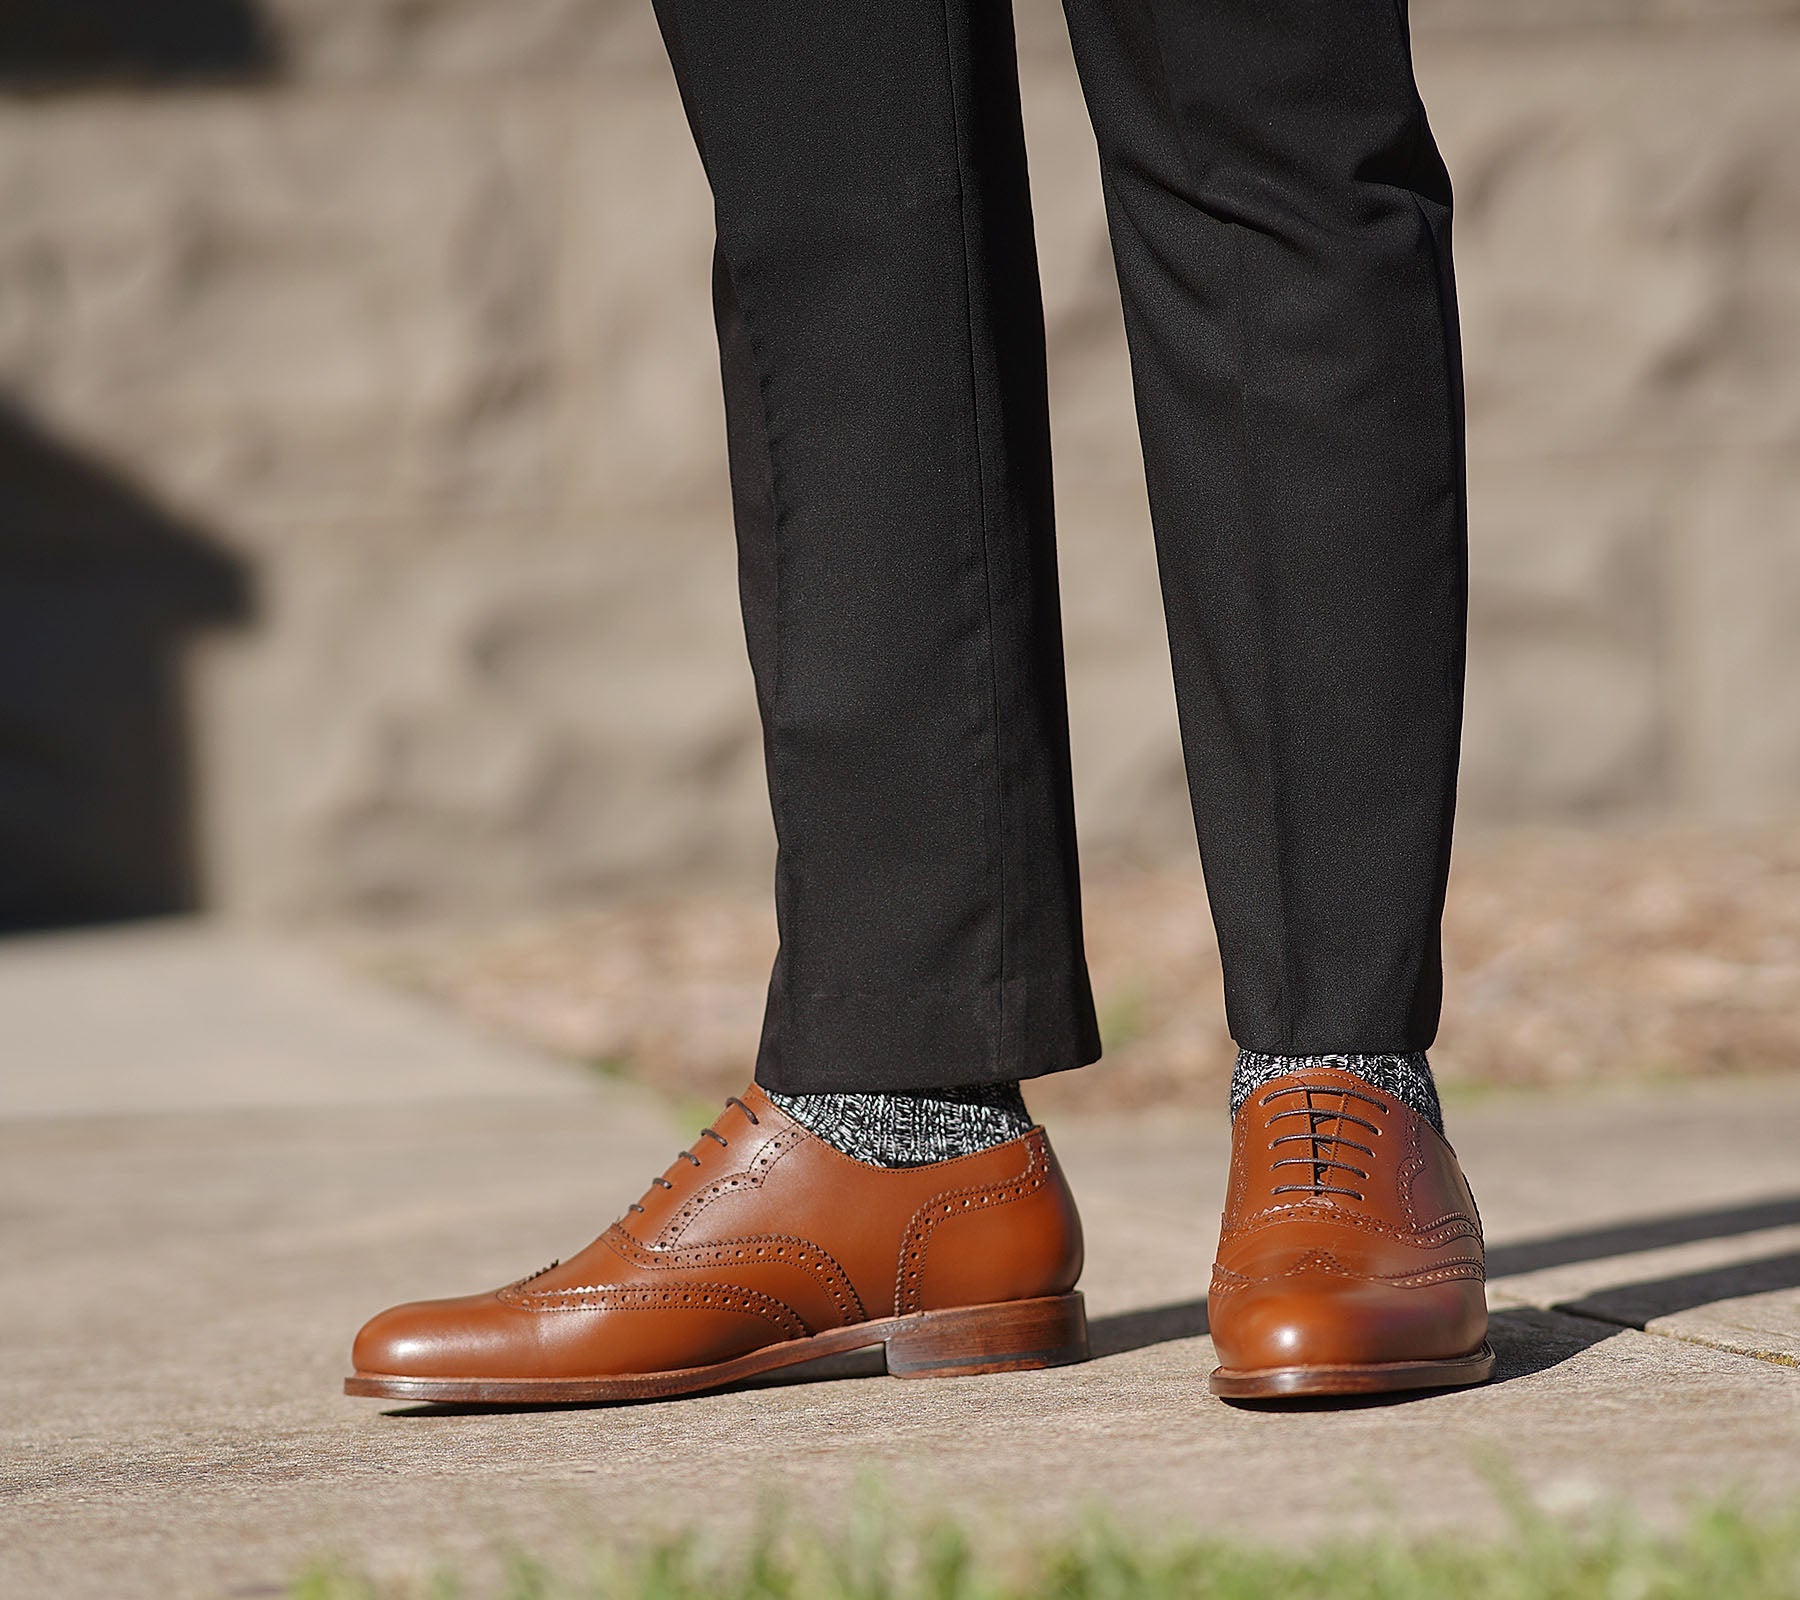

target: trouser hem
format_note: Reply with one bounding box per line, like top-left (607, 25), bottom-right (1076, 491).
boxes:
top-left (753, 974), bottom-right (1102, 1094)
top-left (1229, 1024), bottom-right (1441, 1058)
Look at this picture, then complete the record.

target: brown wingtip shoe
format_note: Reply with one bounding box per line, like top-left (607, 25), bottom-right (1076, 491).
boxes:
top-left (1207, 1068), bottom-right (1495, 1400)
top-left (346, 1085), bottom-right (1087, 1404)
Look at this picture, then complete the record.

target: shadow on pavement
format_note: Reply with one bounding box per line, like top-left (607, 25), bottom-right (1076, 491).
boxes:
top-left (1484, 1194), bottom-right (1800, 1278)
top-left (1554, 1249), bottom-right (1800, 1329)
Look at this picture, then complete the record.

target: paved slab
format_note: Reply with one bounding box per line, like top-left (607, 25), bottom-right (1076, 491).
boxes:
top-left (0, 919), bottom-right (591, 1118)
top-left (1, 924), bottom-right (1796, 1599)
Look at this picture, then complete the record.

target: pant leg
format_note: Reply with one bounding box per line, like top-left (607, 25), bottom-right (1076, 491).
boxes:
top-left (651, 0), bottom-right (1101, 1092)
top-left (1058, 0), bottom-right (1468, 1056)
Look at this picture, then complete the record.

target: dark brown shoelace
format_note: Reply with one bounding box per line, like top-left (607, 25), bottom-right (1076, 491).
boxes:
top-left (626, 1095), bottom-right (761, 1216)
top-left (1260, 1081), bottom-right (1390, 1201)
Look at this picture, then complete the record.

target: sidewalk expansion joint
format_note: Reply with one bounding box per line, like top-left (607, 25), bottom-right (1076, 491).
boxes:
top-left (1548, 1301), bottom-right (1799, 1371)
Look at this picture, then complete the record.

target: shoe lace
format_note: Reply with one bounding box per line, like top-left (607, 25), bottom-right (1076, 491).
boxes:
top-left (626, 1094), bottom-right (761, 1216)
top-left (1260, 1081), bottom-right (1389, 1201)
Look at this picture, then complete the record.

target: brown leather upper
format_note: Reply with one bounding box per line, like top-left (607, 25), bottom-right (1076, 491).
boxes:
top-left (352, 1086), bottom-right (1083, 1381)
top-left (1208, 1068), bottom-right (1488, 1371)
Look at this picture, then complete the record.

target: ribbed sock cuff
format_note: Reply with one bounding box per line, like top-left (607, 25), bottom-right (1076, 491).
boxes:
top-left (1230, 1050), bottom-right (1443, 1135)
top-left (766, 1082), bottom-right (1031, 1167)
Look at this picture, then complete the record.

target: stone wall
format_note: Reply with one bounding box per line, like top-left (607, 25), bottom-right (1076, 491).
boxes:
top-left (1, 0), bottom-right (1796, 920)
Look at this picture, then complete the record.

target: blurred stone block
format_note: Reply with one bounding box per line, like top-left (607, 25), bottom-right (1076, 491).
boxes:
top-left (259, 0), bottom-right (669, 82)
top-left (555, 86), bottom-right (728, 516)
top-left (1414, 0), bottom-right (1800, 28)
top-left (192, 519), bottom-right (772, 918)
top-left (1677, 453), bottom-right (1800, 813)
top-left (1427, 29), bottom-right (1800, 462)
top-left (0, 94), bottom-right (563, 527)
top-left (1461, 457), bottom-right (1670, 817)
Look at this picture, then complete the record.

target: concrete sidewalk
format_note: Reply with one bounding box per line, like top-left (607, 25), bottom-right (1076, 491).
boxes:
top-left (2, 921), bottom-right (1797, 1599)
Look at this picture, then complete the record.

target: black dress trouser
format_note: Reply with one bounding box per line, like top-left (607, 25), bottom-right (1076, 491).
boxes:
top-left (650, 0), bottom-right (1468, 1094)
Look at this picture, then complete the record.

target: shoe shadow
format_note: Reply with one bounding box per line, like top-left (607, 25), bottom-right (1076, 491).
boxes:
top-left (1087, 1298), bottom-right (1207, 1358)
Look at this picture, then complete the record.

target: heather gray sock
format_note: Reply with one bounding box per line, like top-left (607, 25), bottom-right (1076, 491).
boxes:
top-left (1230, 1049), bottom-right (1444, 1135)
top-left (766, 1083), bottom-right (1032, 1167)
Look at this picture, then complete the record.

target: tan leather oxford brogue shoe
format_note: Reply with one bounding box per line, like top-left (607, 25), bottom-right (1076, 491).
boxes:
top-left (346, 1086), bottom-right (1087, 1403)
top-left (1207, 1067), bottom-right (1494, 1400)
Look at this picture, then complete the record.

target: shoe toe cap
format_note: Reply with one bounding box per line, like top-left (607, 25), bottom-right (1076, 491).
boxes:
top-left (1212, 1273), bottom-right (1484, 1372)
top-left (351, 1293), bottom-right (513, 1379)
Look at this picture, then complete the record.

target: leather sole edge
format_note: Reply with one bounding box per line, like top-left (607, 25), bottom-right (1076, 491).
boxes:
top-left (344, 1291), bottom-right (1088, 1405)
top-left (1207, 1341), bottom-right (1497, 1401)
